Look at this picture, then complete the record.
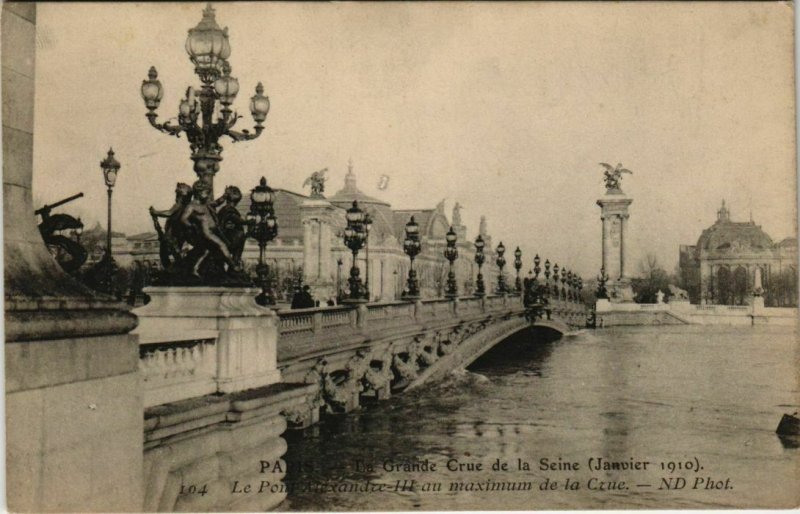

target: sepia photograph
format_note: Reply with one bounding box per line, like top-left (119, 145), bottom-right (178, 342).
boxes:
top-left (3, 1), bottom-right (798, 511)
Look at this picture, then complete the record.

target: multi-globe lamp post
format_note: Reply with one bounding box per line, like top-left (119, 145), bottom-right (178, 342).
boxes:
top-left (533, 254), bottom-right (542, 303)
top-left (140, 4), bottom-right (270, 195)
top-left (343, 201), bottom-right (368, 303)
top-left (513, 246), bottom-right (523, 293)
top-left (495, 242), bottom-right (507, 294)
top-left (245, 177), bottom-right (278, 306)
top-left (402, 216), bottom-right (422, 300)
top-left (444, 226), bottom-right (459, 298)
top-left (474, 235), bottom-right (486, 298)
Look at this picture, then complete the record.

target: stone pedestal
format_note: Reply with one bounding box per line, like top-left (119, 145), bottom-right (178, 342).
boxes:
top-left (134, 287), bottom-right (281, 394)
top-left (597, 192), bottom-right (635, 303)
top-left (301, 197), bottom-right (338, 300)
top-left (752, 295), bottom-right (765, 314)
top-left (595, 298), bottom-right (612, 313)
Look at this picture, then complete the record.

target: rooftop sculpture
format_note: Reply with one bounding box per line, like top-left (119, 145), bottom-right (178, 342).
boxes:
top-left (599, 162), bottom-right (632, 193)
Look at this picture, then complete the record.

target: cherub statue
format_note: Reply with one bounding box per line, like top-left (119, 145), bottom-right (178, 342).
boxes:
top-left (180, 180), bottom-right (239, 277)
top-left (213, 185), bottom-right (247, 263)
top-left (150, 182), bottom-right (193, 268)
top-left (303, 168), bottom-right (328, 198)
top-left (599, 162), bottom-right (633, 192)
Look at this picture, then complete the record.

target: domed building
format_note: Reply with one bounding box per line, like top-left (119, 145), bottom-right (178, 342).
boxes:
top-left (679, 200), bottom-right (797, 306)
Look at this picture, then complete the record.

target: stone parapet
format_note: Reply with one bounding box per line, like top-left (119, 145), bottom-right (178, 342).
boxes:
top-left (134, 287), bottom-right (282, 406)
top-left (143, 383), bottom-right (316, 512)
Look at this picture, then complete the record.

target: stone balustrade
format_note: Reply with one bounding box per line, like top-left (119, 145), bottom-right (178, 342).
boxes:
top-left (139, 331), bottom-right (219, 408)
top-left (135, 291), bottom-right (588, 407)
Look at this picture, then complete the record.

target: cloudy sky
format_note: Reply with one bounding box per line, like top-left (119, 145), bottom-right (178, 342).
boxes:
top-left (32, 2), bottom-right (796, 276)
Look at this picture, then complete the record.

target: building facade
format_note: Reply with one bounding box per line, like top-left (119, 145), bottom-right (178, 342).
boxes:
top-left (679, 200), bottom-right (797, 306)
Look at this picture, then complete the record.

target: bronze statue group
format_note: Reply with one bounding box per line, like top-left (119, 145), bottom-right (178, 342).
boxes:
top-left (150, 180), bottom-right (249, 286)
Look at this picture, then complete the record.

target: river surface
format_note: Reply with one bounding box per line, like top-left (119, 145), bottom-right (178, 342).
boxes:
top-left (281, 324), bottom-right (798, 510)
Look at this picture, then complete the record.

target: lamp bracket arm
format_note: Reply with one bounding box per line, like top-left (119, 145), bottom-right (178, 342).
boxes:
top-left (146, 113), bottom-right (183, 138)
top-left (226, 124), bottom-right (264, 143)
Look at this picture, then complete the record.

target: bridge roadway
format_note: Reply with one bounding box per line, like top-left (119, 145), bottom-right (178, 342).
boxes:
top-left (139, 293), bottom-right (586, 512)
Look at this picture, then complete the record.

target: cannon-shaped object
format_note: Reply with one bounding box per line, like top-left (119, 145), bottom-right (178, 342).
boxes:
top-left (36, 192), bottom-right (87, 273)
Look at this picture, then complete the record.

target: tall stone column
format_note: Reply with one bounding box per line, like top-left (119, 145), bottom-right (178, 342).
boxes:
top-left (597, 192), bottom-right (634, 302)
top-left (4, 4), bottom-right (141, 511)
top-left (301, 197), bottom-right (338, 300)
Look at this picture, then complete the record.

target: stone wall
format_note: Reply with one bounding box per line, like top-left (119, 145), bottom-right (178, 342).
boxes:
top-left (4, 4), bottom-right (142, 510)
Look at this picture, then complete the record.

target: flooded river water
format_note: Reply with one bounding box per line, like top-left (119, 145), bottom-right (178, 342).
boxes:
top-left (282, 324), bottom-right (798, 510)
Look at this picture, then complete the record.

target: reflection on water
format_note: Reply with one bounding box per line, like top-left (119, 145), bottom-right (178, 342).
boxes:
top-left (282, 324), bottom-right (799, 510)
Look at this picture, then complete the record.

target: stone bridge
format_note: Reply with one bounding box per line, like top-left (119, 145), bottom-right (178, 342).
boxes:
top-left (135, 291), bottom-right (586, 511)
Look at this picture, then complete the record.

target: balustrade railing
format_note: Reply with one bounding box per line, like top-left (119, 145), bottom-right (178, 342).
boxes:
top-left (276, 295), bottom-right (527, 344)
top-left (139, 333), bottom-right (218, 408)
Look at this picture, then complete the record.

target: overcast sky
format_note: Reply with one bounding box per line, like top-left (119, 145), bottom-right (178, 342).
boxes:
top-left (31, 2), bottom-right (797, 277)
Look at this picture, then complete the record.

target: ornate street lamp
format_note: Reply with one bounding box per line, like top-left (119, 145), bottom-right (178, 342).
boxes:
top-left (444, 226), bottom-right (458, 298)
top-left (566, 270), bottom-right (573, 301)
top-left (561, 267), bottom-right (568, 300)
top-left (245, 177), bottom-right (278, 306)
top-left (140, 4), bottom-right (270, 195)
top-left (533, 254), bottom-right (542, 303)
top-left (336, 258), bottom-right (343, 302)
top-left (496, 241), bottom-right (507, 294)
top-left (513, 246), bottom-right (523, 293)
top-left (402, 216), bottom-right (422, 300)
top-left (544, 259), bottom-right (551, 298)
top-left (552, 263), bottom-right (560, 297)
top-left (578, 276), bottom-right (584, 303)
top-left (364, 211), bottom-right (373, 300)
top-left (343, 201), bottom-right (367, 303)
top-left (474, 235), bottom-right (486, 298)
top-left (100, 148), bottom-right (121, 260)
top-left (95, 147), bottom-right (122, 294)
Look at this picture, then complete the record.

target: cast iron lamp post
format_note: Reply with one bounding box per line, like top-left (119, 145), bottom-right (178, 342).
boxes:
top-left (552, 263), bottom-right (560, 297)
top-left (513, 246), bottom-right (522, 293)
top-left (364, 212), bottom-right (373, 301)
top-left (474, 235), bottom-right (486, 298)
top-left (336, 258), bottom-right (343, 302)
top-left (100, 148), bottom-right (121, 261)
top-left (444, 226), bottom-right (458, 298)
top-left (533, 254), bottom-right (541, 303)
top-left (343, 201), bottom-right (368, 303)
top-left (561, 267), bottom-right (568, 300)
top-left (140, 4), bottom-right (270, 195)
top-left (100, 148), bottom-right (121, 294)
top-left (566, 270), bottom-right (573, 301)
top-left (402, 216), bottom-right (422, 300)
top-left (544, 259), bottom-right (551, 298)
top-left (245, 177), bottom-right (278, 306)
top-left (495, 242), bottom-right (507, 294)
